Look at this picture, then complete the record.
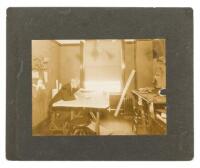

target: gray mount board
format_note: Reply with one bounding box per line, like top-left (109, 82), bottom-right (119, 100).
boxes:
top-left (6, 7), bottom-right (193, 160)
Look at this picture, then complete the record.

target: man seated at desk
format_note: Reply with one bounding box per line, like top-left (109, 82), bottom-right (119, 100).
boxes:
top-left (48, 79), bottom-right (95, 135)
top-left (48, 79), bottom-right (81, 122)
top-left (49, 79), bottom-right (80, 106)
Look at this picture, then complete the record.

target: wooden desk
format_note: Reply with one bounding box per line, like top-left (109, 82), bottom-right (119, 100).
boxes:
top-left (132, 90), bottom-right (166, 104)
top-left (52, 89), bottom-right (110, 135)
top-left (131, 89), bottom-right (166, 134)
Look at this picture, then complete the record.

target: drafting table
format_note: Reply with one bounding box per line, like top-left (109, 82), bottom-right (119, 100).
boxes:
top-left (132, 89), bottom-right (166, 118)
top-left (52, 89), bottom-right (110, 135)
top-left (131, 90), bottom-right (166, 105)
top-left (131, 89), bottom-right (166, 134)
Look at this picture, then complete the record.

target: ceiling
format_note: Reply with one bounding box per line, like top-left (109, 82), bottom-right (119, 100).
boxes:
top-left (56, 39), bottom-right (137, 45)
top-left (55, 40), bottom-right (82, 44)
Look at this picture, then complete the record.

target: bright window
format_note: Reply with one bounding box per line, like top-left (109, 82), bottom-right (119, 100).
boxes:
top-left (83, 40), bottom-right (122, 93)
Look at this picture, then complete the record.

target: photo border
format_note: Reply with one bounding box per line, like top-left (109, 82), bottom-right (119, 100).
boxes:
top-left (6, 7), bottom-right (193, 160)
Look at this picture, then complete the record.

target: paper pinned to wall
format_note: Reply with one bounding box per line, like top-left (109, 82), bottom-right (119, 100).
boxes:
top-left (32, 70), bottom-right (39, 79)
top-left (44, 71), bottom-right (48, 83)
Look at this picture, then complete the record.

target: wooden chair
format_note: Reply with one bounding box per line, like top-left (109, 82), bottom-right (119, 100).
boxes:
top-left (62, 116), bottom-right (95, 136)
top-left (62, 109), bottom-right (95, 136)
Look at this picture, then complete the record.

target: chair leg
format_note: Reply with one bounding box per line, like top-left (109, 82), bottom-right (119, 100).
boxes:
top-left (63, 121), bottom-right (72, 135)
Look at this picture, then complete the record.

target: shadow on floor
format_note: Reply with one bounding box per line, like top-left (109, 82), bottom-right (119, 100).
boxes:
top-left (32, 111), bottom-right (136, 136)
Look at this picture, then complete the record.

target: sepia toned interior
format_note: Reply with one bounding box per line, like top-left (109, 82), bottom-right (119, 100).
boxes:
top-left (32, 39), bottom-right (166, 136)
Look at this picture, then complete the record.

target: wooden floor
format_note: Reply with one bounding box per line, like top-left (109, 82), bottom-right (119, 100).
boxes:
top-left (32, 112), bottom-right (135, 136)
top-left (100, 113), bottom-right (135, 135)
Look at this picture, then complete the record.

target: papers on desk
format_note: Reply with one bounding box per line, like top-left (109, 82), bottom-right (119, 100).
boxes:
top-left (161, 113), bottom-right (167, 119)
top-left (155, 108), bottom-right (167, 124)
top-left (132, 89), bottom-right (166, 104)
top-left (156, 114), bottom-right (167, 124)
top-left (138, 87), bottom-right (154, 93)
top-left (53, 89), bottom-right (110, 109)
top-left (74, 88), bottom-right (95, 99)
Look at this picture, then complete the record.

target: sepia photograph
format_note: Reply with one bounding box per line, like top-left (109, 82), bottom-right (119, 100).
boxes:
top-left (32, 39), bottom-right (166, 136)
top-left (6, 7), bottom-right (193, 161)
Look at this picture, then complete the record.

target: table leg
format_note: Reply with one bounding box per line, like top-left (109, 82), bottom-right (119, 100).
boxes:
top-left (96, 111), bottom-right (100, 135)
top-left (70, 108), bottom-right (74, 120)
top-left (49, 109), bottom-right (57, 131)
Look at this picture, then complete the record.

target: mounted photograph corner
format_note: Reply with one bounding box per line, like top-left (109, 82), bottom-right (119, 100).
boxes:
top-left (32, 39), bottom-right (166, 136)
